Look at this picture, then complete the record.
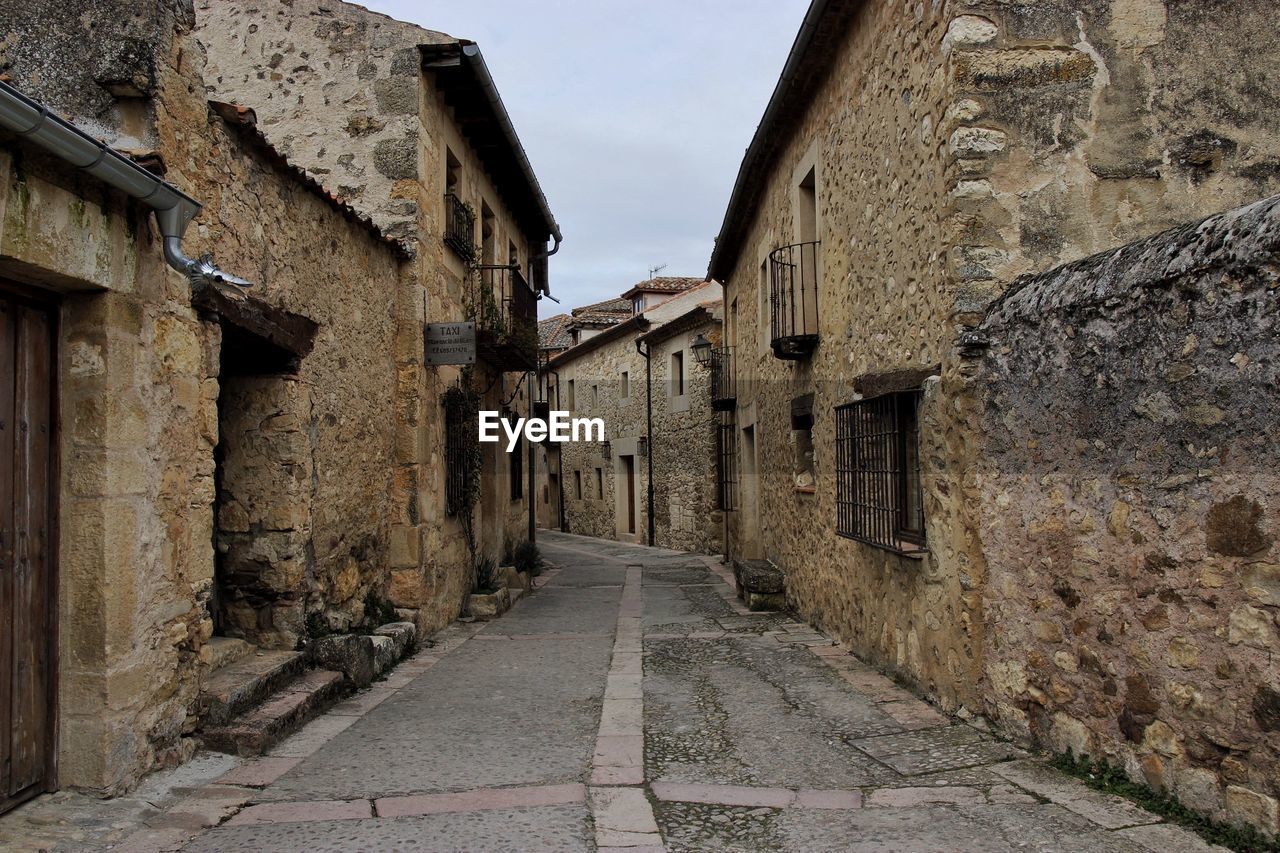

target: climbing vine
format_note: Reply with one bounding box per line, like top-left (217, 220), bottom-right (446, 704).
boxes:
top-left (442, 370), bottom-right (485, 590)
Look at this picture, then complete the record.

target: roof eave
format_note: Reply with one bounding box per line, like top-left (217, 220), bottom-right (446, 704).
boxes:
top-left (707, 0), bottom-right (863, 282)
top-left (545, 315), bottom-right (651, 369)
top-left (420, 41), bottom-right (561, 248)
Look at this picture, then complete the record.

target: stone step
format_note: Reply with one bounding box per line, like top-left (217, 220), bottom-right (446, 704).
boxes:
top-left (206, 636), bottom-right (254, 672)
top-left (201, 669), bottom-right (346, 757)
top-left (198, 650), bottom-right (309, 728)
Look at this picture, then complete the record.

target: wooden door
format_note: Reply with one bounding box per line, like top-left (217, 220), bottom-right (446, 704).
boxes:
top-left (623, 456), bottom-right (636, 535)
top-left (0, 287), bottom-right (56, 814)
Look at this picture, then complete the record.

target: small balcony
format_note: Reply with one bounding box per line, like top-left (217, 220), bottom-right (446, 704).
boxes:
top-left (467, 264), bottom-right (537, 371)
top-left (443, 192), bottom-right (476, 260)
top-left (709, 346), bottom-right (736, 411)
top-left (769, 240), bottom-right (820, 360)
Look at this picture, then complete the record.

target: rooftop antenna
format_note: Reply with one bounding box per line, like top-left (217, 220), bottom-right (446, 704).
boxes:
top-left (648, 263), bottom-right (667, 280)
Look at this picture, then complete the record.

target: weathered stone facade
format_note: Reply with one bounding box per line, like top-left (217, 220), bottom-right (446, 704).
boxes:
top-left (0, 0), bottom-right (555, 800)
top-left (710, 0), bottom-right (1280, 834)
top-left (973, 196), bottom-right (1280, 833)
top-left (197, 0), bottom-right (554, 624)
top-left (545, 283), bottom-right (722, 553)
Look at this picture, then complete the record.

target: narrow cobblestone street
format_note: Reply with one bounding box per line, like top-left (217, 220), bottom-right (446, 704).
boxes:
top-left (0, 531), bottom-right (1222, 852)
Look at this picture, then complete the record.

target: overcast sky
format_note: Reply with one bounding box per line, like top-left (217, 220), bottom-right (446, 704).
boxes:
top-left (361, 0), bottom-right (811, 316)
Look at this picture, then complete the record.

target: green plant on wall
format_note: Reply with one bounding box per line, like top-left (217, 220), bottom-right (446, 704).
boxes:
top-left (440, 371), bottom-right (481, 537)
top-left (463, 266), bottom-right (507, 337)
top-left (442, 371), bottom-right (484, 587)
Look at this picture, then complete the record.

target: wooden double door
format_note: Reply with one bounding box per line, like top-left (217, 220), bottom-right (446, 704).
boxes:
top-left (0, 286), bottom-right (56, 814)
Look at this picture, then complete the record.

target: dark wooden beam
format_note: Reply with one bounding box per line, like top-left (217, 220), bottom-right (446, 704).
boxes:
top-left (191, 281), bottom-right (319, 360)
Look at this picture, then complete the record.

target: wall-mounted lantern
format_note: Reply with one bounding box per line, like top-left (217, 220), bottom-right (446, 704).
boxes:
top-left (690, 332), bottom-right (713, 366)
top-left (602, 439), bottom-right (612, 459)
top-left (637, 435), bottom-right (649, 457)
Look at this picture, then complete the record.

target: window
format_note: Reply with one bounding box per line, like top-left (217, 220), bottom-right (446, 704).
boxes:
top-left (595, 467), bottom-right (604, 499)
top-left (574, 470), bottom-right (583, 500)
top-left (798, 166), bottom-right (817, 244)
top-left (716, 416), bottom-right (737, 511)
top-left (508, 239), bottom-right (520, 267)
top-left (443, 150), bottom-right (474, 260)
top-left (480, 201), bottom-right (496, 265)
top-left (445, 148), bottom-right (462, 196)
top-left (792, 394), bottom-right (815, 491)
top-left (632, 295), bottom-right (643, 315)
top-left (509, 426), bottom-right (524, 501)
top-left (591, 384), bottom-right (599, 408)
top-left (567, 379), bottom-right (575, 410)
top-left (620, 371), bottom-right (629, 399)
top-left (835, 391), bottom-right (925, 553)
top-left (758, 259), bottom-right (769, 351)
top-left (670, 350), bottom-right (684, 397)
top-left (444, 397), bottom-right (473, 516)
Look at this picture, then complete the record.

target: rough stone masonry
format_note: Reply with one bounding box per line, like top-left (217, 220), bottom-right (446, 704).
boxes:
top-left (975, 194), bottom-right (1280, 833)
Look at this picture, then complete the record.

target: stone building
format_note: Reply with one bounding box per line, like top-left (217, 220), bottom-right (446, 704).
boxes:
top-left (708, 0), bottom-right (1280, 833)
top-left (196, 0), bottom-right (560, 619)
top-left (539, 279), bottom-right (722, 552)
top-left (0, 0), bottom-right (556, 806)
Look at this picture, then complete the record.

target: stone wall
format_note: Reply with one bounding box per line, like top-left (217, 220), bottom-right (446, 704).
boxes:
top-left (551, 293), bottom-right (722, 554)
top-left (946, 0), bottom-right (1280, 313)
top-left (973, 195), bottom-right (1280, 834)
top-left (720, 0), bottom-right (979, 707)
top-left (196, 0), bottom-right (544, 627)
top-left (194, 0), bottom-right (449, 240)
top-left (646, 324), bottom-right (722, 554)
top-left (719, 0), bottom-right (1280, 719)
top-left (556, 334), bottom-right (648, 543)
top-left (0, 5), bottom-right (413, 793)
top-left (213, 376), bottom-right (313, 649)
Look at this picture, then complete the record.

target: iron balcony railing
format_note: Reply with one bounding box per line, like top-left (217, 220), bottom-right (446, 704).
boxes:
top-left (443, 192), bottom-right (475, 259)
top-left (709, 346), bottom-right (736, 411)
top-left (768, 240), bottom-right (820, 359)
top-left (468, 264), bottom-right (538, 369)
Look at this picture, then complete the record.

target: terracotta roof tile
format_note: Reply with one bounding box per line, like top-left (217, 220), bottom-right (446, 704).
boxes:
top-left (570, 296), bottom-right (632, 326)
top-left (538, 313), bottom-right (574, 350)
top-left (620, 276), bottom-right (704, 299)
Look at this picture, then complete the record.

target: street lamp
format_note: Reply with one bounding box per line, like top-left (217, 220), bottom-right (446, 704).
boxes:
top-left (690, 333), bottom-right (713, 366)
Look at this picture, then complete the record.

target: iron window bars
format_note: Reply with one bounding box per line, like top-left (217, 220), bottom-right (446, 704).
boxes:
top-left (444, 397), bottom-right (475, 516)
top-left (444, 192), bottom-right (476, 259)
top-left (717, 413), bottom-right (738, 512)
top-left (710, 346), bottom-right (736, 411)
top-left (835, 391), bottom-right (926, 554)
top-left (768, 240), bottom-right (820, 359)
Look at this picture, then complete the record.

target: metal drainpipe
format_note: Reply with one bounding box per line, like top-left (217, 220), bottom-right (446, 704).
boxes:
top-left (526, 368), bottom-right (536, 542)
top-left (0, 79), bottom-right (251, 288)
top-left (547, 366), bottom-right (566, 532)
top-left (635, 338), bottom-right (655, 547)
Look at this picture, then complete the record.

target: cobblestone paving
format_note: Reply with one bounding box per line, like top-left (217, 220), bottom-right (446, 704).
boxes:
top-left (0, 532), bottom-right (1226, 851)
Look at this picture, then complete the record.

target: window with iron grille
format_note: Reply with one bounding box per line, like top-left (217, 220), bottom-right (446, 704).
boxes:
top-left (444, 400), bottom-right (474, 516)
top-left (443, 191), bottom-right (475, 260)
top-left (509, 418), bottom-right (523, 502)
top-left (835, 391), bottom-right (925, 553)
top-left (716, 416), bottom-right (737, 512)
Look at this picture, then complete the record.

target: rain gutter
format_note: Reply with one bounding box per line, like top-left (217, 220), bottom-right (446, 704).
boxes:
top-left (0, 79), bottom-right (251, 288)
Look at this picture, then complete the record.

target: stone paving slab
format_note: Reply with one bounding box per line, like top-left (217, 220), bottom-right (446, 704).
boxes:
top-left (992, 759), bottom-right (1165, 829)
top-left (182, 804), bottom-right (593, 852)
top-left (374, 783), bottom-right (585, 818)
top-left (3, 533), bottom-right (1201, 852)
top-left (259, 633), bottom-right (612, 800)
